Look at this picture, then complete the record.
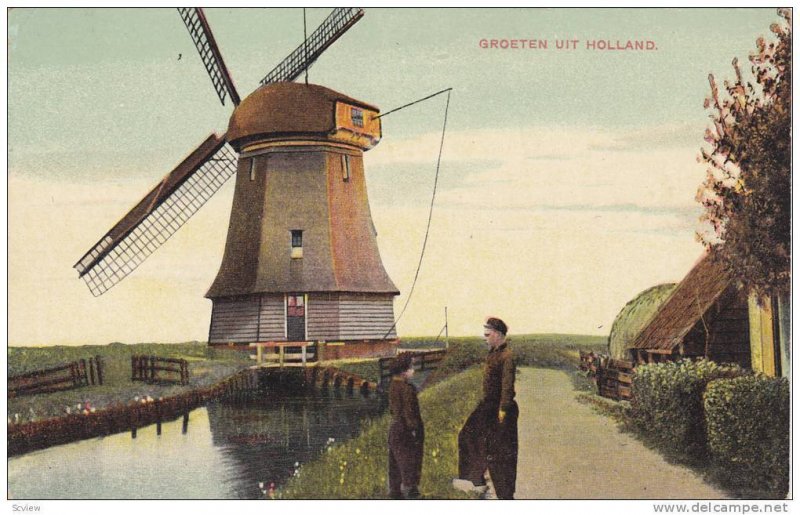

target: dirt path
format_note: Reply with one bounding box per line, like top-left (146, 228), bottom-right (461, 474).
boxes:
top-left (514, 367), bottom-right (728, 499)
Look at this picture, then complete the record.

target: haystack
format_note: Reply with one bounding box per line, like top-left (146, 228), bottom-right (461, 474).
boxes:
top-left (608, 283), bottom-right (677, 359)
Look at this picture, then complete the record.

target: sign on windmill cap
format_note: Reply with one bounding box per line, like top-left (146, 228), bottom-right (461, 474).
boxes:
top-left (227, 82), bottom-right (382, 153)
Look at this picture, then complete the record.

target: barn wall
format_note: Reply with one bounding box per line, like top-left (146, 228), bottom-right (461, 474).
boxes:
top-left (682, 289), bottom-right (751, 368)
top-left (210, 292), bottom-right (396, 344)
top-left (208, 295), bottom-right (260, 344)
top-left (307, 293), bottom-right (340, 340)
top-left (307, 293), bottom-right (396, 341)
top-left (258, 294), bottom-right (286, 342)
top-left (339, 293), bottom-right (397, 340)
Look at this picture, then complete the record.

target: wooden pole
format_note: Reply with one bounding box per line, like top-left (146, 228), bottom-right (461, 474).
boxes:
top-left (445, 306), bottom-right (449, 350)
top-left (89, 358), bottom-right (96, 385)
top-left (96, 355), bottom-right (104, 385)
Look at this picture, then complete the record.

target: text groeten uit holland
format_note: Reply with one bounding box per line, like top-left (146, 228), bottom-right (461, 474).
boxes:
top-left (478, 39), bottom-right (658, 51)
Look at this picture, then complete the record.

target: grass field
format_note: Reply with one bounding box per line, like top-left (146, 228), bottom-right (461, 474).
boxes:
top-left (332, 333), bottom-right (608, 386)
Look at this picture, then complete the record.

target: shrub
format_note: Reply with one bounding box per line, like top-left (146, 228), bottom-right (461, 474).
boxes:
top-left (704, 375), bottom-right (789, 498)
top-left (629, 359), bottom-right (746, 458)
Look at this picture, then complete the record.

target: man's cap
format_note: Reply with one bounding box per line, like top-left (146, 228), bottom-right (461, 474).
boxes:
top-left (389, 353), bottom-right (414, 375)
top-left (484, 317), bottom-right (508, 336)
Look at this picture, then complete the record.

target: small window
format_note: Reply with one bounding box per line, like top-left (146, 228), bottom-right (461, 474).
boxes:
top-left (287, 294), bottom-right (305, 316)
top-left (249, 158), bottom-right (256, 181)
top-left (351, 107), bottom-right (364, 128)
top-left (291, 230), bottom-right (303, 259)
top-left (341, 155), bottom-right (350, 182)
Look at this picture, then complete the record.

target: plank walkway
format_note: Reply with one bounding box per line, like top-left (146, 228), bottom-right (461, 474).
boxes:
top-left (514, 367), bottom-right (729, 499)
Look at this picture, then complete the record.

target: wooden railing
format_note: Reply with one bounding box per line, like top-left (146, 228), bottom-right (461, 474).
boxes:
top-left (251, 342), bottom-right (315, 367)
top-left (378, 349), bottom-right (447, 383)
top-left (8, 357), bottom-right (104, 398)
top-left (131, 355), bottom-right (189, 385)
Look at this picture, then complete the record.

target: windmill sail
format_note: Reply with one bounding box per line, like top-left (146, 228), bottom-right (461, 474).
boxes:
top-left (178, 8), bottom-right (241, 106)
top-left (259, 8), bottom-right (364, 85)
top-left (74, 134), bottom-right (237, 296)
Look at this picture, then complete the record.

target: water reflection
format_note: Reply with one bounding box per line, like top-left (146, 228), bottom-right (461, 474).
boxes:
top-left (8, 387), bottom-right (385, 500)
top-left (207, 387), bottom-right (386, 499)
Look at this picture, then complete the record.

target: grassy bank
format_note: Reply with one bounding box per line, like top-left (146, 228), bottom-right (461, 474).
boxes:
top-left (280, 367), bottom-right (484, 499)
top-left (281, 333), bottom-right (606, 499)
top-left (8, 342), bottom-right (252, 423)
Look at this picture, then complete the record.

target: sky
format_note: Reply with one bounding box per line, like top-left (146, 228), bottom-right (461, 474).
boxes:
top-left (7, 7), bottom-right (782, 346)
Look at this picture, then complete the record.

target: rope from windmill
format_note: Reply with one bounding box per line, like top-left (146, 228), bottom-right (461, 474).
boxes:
top-left (381, 88), bottom-right (453, 340)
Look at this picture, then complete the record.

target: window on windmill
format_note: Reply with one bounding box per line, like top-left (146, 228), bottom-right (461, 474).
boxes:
top-left (341, 155), bottom-right (350, 182)
top-left (351, 107), bottom-right (364, 128)
top-left (288, 294), bottom-right (305, 317)
top-left (291, 230), bottom-right (303, 259)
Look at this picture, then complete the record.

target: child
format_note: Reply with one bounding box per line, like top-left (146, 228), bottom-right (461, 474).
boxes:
top-left (388, 353), bottom-right (424, 499)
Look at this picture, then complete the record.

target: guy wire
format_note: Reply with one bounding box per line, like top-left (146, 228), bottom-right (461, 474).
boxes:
top-left (383, 88), bottom-right (452, 339)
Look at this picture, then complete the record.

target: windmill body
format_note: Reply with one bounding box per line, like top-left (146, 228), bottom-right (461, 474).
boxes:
top-left (74, 9), bottom-right (401, 356)
top-left (207, 82), bottom-right (398, 348)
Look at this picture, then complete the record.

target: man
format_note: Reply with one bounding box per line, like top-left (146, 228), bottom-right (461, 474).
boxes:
top-left (387, 353), bottom-right (424, 499)
top-left (453, 317), bottom-right (518, 499)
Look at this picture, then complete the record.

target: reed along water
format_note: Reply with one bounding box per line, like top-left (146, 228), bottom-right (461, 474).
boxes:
top-left (8, 380), bottom-right (386, 499)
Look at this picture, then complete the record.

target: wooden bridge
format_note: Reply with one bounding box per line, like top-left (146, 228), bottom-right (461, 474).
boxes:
top-left (251, 341), bottom-right (315, 367)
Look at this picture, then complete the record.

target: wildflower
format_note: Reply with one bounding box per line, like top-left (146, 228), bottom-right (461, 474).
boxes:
top-left (355, 448), bottom-right (361, 455)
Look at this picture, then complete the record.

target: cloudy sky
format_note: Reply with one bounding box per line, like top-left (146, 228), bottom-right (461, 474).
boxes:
top-left (8, 7), bottom-right (780, 345)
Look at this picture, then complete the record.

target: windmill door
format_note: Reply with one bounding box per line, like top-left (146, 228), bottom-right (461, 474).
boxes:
top-left (287, 294), bottom-right (306, 341)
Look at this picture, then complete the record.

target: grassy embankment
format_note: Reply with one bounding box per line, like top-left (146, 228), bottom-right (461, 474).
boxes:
top-left (7, 342), bottom-right (252, 423)
top-left (281, 333), bottom-right (607, 499)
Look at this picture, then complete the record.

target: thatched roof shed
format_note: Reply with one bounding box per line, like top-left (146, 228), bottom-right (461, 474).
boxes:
top-left (630, 253), bottom-right (751, 367)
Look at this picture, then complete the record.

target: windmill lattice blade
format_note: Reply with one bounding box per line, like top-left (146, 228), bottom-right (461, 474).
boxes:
top-left (74, 135), bottom-right (237, 297)
top-left (259, 8), bottom-right (364, 85)
top-left (178, 7), bottom-right (241, 106)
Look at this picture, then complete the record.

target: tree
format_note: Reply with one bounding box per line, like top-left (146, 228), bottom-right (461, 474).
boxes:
top-left (696, 8), bottom-right (791, 298)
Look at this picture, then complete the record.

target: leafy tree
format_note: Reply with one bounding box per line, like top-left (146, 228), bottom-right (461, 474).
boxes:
top-left (696, 9), bottom-right (791, 298)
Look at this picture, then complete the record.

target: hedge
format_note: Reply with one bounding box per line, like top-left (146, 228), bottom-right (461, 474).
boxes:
top-left (629, 359), bottom-right (745, 457)
top-left (704, 375), bottom-right (789, 499)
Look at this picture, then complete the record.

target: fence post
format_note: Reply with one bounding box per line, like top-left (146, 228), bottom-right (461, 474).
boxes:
top-left (70, 362), bottom-right (78, 388)
top-left (79, 359), bottom-right (88, 386)
top-left (89, 358), bottom-right (96, 386)
top-left (96, 355), bottom-right (104, 385)
top-left (131, 356), bottom-right (137, 381)
top-left (149, 356), bottom-right (156, 383)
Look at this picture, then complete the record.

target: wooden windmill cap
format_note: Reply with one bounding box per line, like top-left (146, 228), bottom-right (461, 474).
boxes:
top-left (227, 82), bottom-right (382, 152)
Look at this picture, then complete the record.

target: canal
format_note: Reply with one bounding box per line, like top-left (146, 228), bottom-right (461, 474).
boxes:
top-left (8, 385), bottom-right (386, 499)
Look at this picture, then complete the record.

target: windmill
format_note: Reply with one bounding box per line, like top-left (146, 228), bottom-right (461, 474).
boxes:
top-left (74, 8), bottom-right (400, 356)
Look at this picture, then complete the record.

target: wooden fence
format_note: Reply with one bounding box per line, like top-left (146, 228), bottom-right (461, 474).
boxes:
top-left (578, 350), bottom-right (603, 381)
top-left (131, 355), bottom-right (189, 385)
top-left (597, 358), bottom-right (634, 401)
top-left (378, 349), bottom-right (447, 383)
top-left (8, 357), bottom-right (104, 398)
